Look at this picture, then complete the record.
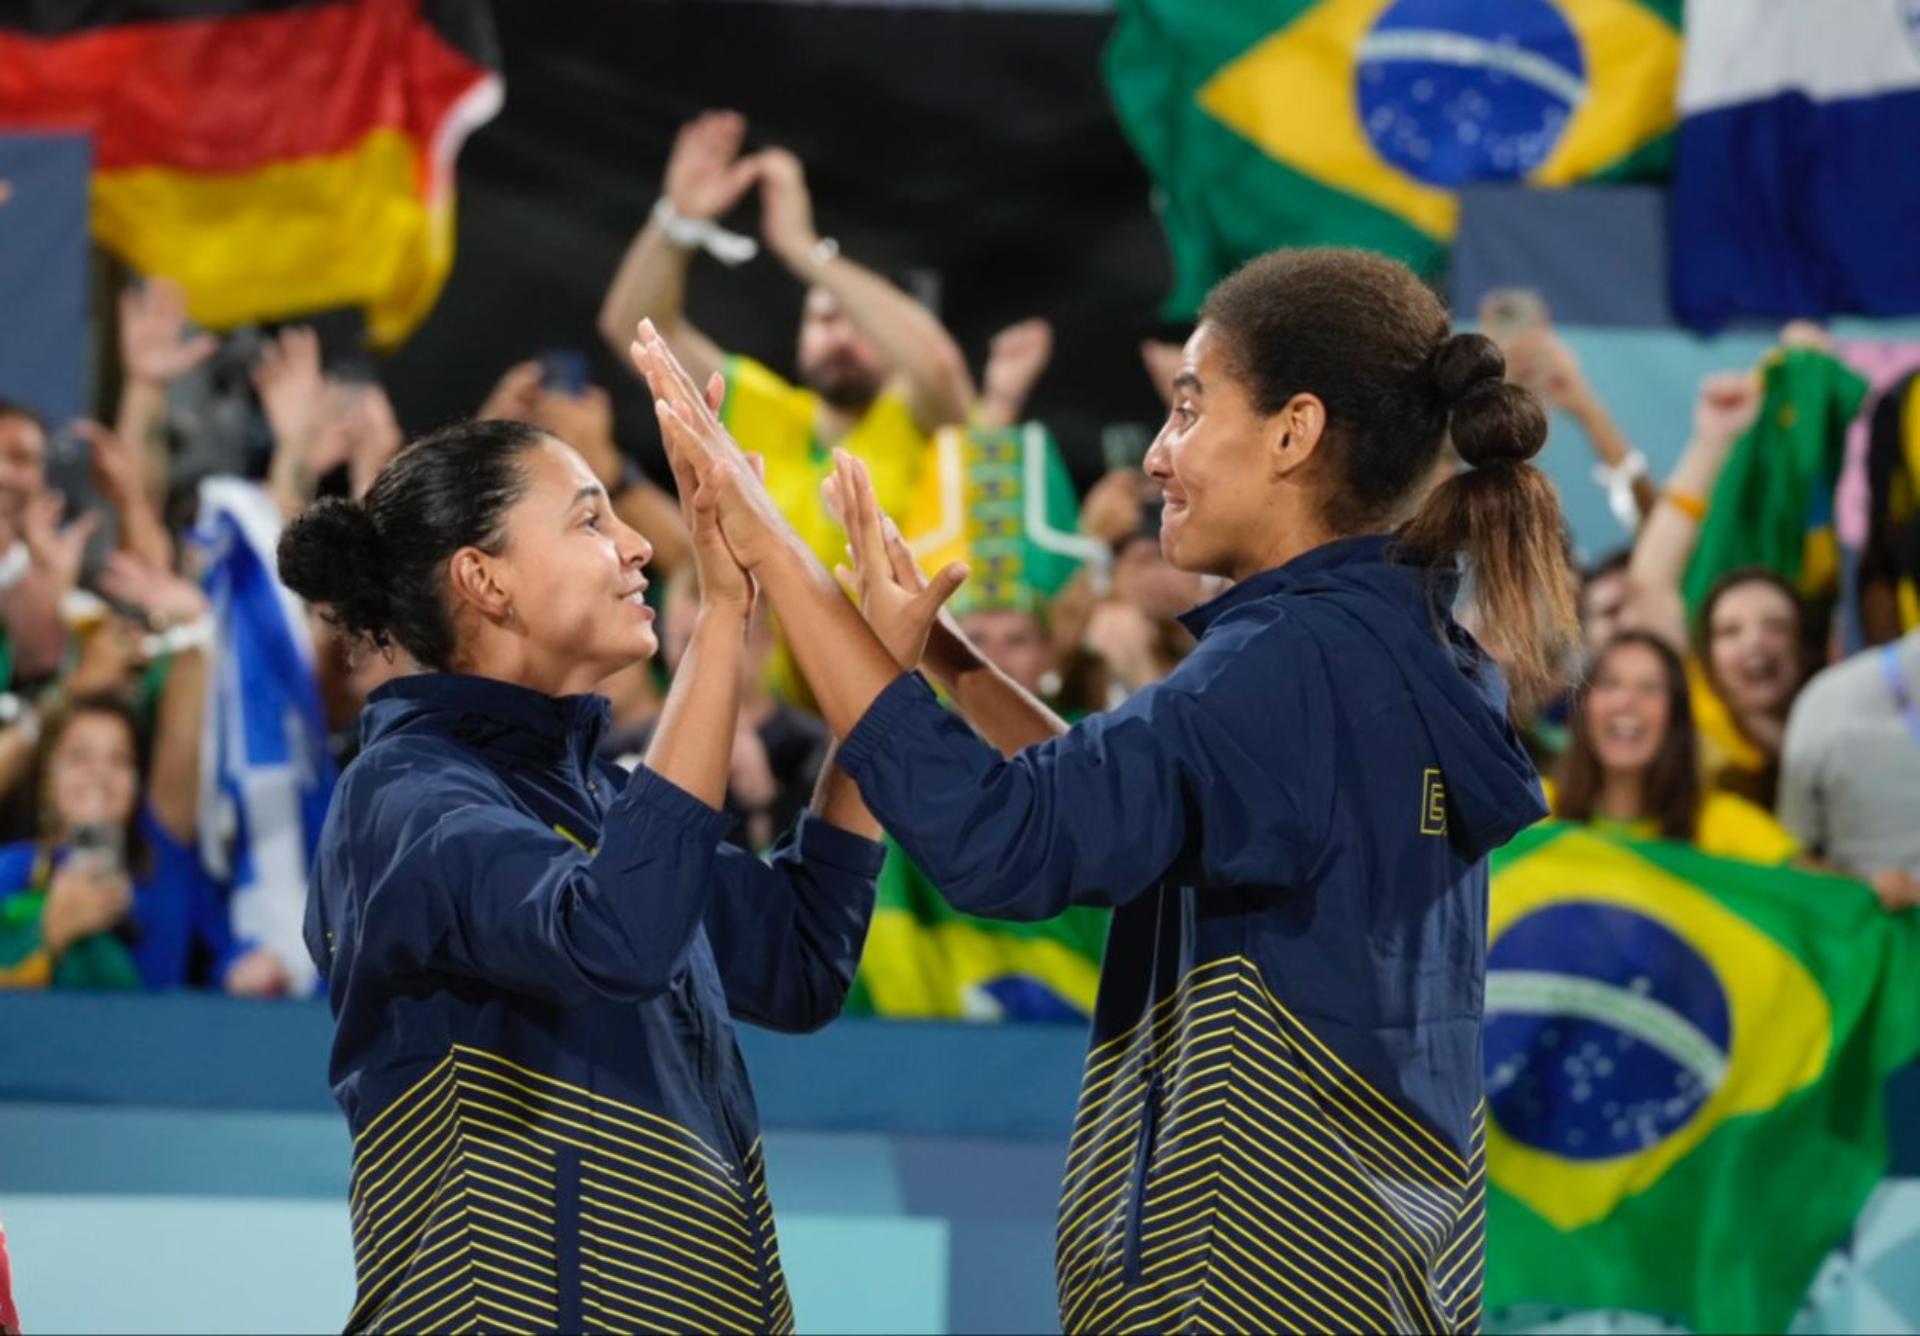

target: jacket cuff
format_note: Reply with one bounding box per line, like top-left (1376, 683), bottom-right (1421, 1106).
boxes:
top-left (625, 766), bottom-right (738, 844)
top-left (792, 810), bottom-right (888, 877)
top-left (839, 672), bottom-right (939, 779)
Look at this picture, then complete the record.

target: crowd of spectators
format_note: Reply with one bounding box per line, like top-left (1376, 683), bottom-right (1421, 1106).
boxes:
top-left (1, 108), bottom-right (1916, 1000)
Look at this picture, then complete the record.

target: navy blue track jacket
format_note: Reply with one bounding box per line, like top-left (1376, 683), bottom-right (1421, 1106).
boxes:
top-left (306, 673), bottom-right (882, 1334)
top-left (837, 535), bottom-right (1546, 1335)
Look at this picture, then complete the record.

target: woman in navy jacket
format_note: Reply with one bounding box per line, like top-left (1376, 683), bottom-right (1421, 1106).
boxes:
top-left (631, 247), bottom-right (1577, 1336)
top-left (278, 412), bottom-right (883, 1335)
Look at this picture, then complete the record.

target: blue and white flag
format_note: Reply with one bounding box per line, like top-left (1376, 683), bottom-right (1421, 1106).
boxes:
top-left (1671, 0), bottom-right (1920, 329)
top-left (194, 478), bottom-right (336, 995)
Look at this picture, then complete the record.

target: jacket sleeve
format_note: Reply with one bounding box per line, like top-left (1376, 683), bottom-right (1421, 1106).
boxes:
top-left (703, 813), bottom-right (884, 1033)
top-left (836, 634), bottom-right (1322, 922)
top-left (352, 750), bottom-right (736, 1005)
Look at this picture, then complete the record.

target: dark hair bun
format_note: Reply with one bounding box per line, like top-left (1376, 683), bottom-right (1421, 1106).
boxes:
top-left (1431, 332), bottom-right (1547, 467)
top-left (276, 496), bottom-right (393, 643)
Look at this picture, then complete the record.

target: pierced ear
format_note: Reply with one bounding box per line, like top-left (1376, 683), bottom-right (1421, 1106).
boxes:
top-left (1272, 392), bottom-right (1328, 478)
top-left (448, 547), bottom-right (514, 624)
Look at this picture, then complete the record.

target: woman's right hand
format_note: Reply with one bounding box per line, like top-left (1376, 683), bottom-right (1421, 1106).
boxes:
top-left (825, 449), bottom-right (967, 669)
top-left (42, 859), bottom-right (133, 957)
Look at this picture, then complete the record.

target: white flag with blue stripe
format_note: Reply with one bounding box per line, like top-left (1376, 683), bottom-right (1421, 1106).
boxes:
top-left (1672, 0), bottom-right (1920, 328)
top-left (194, 477), bottom-right (337, 996)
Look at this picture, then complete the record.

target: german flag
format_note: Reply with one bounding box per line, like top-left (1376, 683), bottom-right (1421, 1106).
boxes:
top-left (0, 0), bottom-right (502, 346)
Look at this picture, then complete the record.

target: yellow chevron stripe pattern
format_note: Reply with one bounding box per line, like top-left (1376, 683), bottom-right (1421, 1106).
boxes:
top-left (1056, 956), bottom-right (1485, 1334)
top-left (344, 1045), bottom-right (792, 1334)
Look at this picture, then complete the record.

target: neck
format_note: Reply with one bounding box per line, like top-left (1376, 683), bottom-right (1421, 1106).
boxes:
top-left (1594, 770), bottom-right (1647, 822)
top-left (814, 400), bottom-right (864, 445)
top-left (1229, 520), bottom-right (1342, 585)
top-left (456, 630), bottom-right (607, 700)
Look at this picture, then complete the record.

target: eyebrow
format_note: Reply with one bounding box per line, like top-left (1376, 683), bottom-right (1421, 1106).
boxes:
top-left (570, 484), bottom-right (607, 510)
top-left (1173, 372), bottom-right (1202, 395)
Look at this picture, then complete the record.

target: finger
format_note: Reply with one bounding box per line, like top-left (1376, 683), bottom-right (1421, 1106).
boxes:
top-left (846, 451), bottom-right (890, 570)
top-left (884, 523), bottom-right (927, 592)
top-left (704, 371), bottom-right (726, 417)
top-left (745, 452), bottom-right (765, 483)
top-left (832, 564), bottom-right (858, 599)
top-left (912, 562), bottom-right (969, 618)
top-left (836, 452), bottom-right (878, 575)
top-left (821, 473), bottom-right (845, 529)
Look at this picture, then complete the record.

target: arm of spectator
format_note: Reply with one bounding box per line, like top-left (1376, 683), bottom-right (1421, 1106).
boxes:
top-left (98, 554), bottom-right (211, 845)
top-left (256, 328), bottom-right (351, 520)
top-left (1508, 327), bottom-right (1659, 525)
top-left (758, 148), bottom-right (974, 432)
top-left (114, 278), bottom-right (214, 500)
top-left (342, 383), bottom-right (403, 502)
top-left (597, 111), bottom-right (759, 390)
top-left (76, 421), bottom-right (171, 570)
top-left (974, 319), bottom-right (1053, 430)
top-left (7, 492), bottom-right (96, 682)
top-left (1624, 370), bottom-right (1761, 654)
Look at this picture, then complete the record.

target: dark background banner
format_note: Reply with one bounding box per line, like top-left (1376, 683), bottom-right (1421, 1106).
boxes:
top-left (385, 0), bottom-right (1174, 490)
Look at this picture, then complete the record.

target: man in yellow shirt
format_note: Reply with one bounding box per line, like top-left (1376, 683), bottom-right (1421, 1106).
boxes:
top-left (598, 111), bottom-right (973, 568)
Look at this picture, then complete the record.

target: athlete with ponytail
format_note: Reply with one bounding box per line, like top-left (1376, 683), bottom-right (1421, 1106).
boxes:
top-left (633, 246), bottom-right (1572, 1334)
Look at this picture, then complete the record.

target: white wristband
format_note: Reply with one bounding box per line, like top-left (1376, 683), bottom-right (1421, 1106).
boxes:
top-left (0, 541), bottom-right (28, 593)
top-left (1592, 449), bottom-right (1649, 532)
top-left (142, 614), bottom-right (215, 659)
top-left (651, 197), bottom-right (759, 267)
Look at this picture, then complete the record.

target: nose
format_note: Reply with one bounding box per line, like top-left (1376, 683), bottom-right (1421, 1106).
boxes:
top-left (616, 516), bottom-right (653, 570)
top-left (1143, 426), bottom-right (1173, 480)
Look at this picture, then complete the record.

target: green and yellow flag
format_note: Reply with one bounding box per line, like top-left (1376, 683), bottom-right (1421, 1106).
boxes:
top-left (1486, 823), bottom-right (1920, 1332)
top-left (1105, 0), bottom-right (1683, 315)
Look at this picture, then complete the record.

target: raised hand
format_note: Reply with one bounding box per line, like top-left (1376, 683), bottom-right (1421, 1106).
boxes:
top-left (96, 550), bottom-right (208, 630)
top-left (477, 360), bottom-right (543, 423)
top-left (74, 420), bottom-right (142, 507)
top-left (1692, 370), bottom-right (1763, 450)
top-left (755, 148), bottom-right (820, 271)
top-left (982, 318), bottom-right (1054, 422)
top-left (23, 492), bottom-right (97, 596)
top-left (533, 383), bottom-right (622, 490)
top-left (120, 278), bottom-right (216, 386)
top-left (254, 327), bottom-right (328, 450)
top-left (662, 369), bottom-right (757, 617)
top-left (826, 448), bottom-right (965, 669)
top-left (629, 320), bottom-right (794, 571)
top-left (666, 111), bottom-right (762, 222)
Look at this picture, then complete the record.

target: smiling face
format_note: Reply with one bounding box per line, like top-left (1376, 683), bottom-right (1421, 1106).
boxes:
top-left (1584, 638), bottom-right (1673, 779)
top-left (489, 438), bottom-right (656, 686)
top-left (1705, 577), bottom-right (1800, 717)
top-left (46, 709), bottom-right (139, 837)
top-left (1141, 324), bottom-right (1295, 581)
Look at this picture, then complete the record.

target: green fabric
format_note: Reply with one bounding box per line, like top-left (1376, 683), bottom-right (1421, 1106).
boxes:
top-left (1683, 348), bottom-right (1868, 616)
top-left (0, 889), bottom-right (142, 990)
top-left (846, 838), bottom-right (1108, 1022)
top-left (1104, 0), bottom-right (1683, 318)
top-left (1485, 822), bottom-right (1920, 1333)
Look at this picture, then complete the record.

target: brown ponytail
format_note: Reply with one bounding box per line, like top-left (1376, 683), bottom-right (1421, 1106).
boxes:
top-left (1399, 332), bottom-right (1577, 701)
top-left (1204, 249), bottom-right (1576, 700)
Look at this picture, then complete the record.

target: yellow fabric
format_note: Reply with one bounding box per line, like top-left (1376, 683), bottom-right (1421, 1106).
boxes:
top-left (1685, 655), bottom-right (1768, 796)
top-left (92, 128), bottom-right (457, 348)
top-left (720, 355), bottom-right (931, 569)
top-left (1542, 779), bottom-right (1799, 865)
top-left (1902, 381), bottom-right (1920, 631)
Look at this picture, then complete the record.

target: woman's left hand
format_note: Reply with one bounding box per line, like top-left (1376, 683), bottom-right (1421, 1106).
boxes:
top-left (96, 552), bottom-right (209, 631)
top-left (825, 448), bottom-right (966, 668)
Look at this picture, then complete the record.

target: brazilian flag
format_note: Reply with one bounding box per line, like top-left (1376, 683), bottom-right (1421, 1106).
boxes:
top-left (1105, 0), bottom-right (1683, 316)
top-left (1485, 823), bottom-right (1920, 1332)
top-left (844, 843), bottom-right (1108, 1022)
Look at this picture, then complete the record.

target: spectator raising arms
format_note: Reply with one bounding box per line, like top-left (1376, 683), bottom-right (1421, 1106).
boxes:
top-left (598, 110), bottom-right (973, 568)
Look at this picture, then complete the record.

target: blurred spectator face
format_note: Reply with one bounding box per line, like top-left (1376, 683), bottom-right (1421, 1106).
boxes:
top-left (797, 288), bottom-right (887, 411)
top-left (960, 608), bottom-right (1051, 695)
top-left (46, 710), bottom-right (139, 835)
top-left (0, 411), bottom-right (47, 523)
top-left (1581, 567), bottom-right (1631, 659)
top-left (1584, 638), bottom-right (1671, 777)
top-left (1114, 534), bottom-right (1208, 621)
top-left (1706, 578), bottom-right (1800, 716)
top-left (1142, 325), bottom-right (1276, 578)
top-left (493, 439), bottom-right (657, 679)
